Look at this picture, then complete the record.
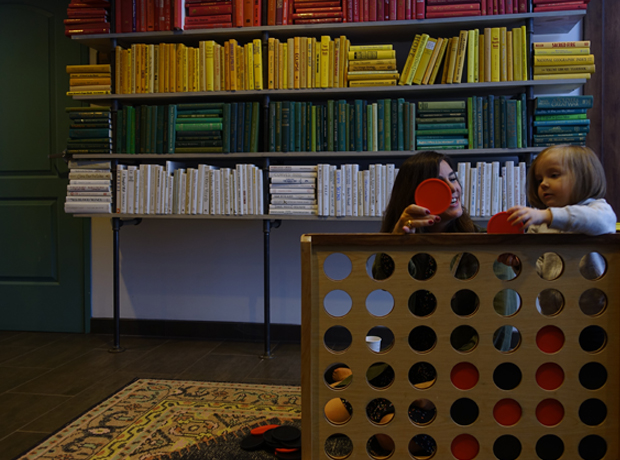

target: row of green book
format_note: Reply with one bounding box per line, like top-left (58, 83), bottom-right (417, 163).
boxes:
top-left (66, 106), bottom-right (113, 154)
top-left (415, 100), bottom-right (468, 150)
top-left (532, 95), bottom-right (592, 147)
top-left (467, 93), bottom-right (528, 149)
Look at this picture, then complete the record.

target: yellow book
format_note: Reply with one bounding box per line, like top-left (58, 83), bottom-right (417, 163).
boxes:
top-left (333, 37), bottom-right (340, 88)
top-left (138, 44), bottom-right (146, 93)
top-left (320, 35), bottom-right (330, 88)
top-left (512, 26), bottom-right (522, 81)
top-left (506, 31), bottom-right (513, 81)
top-left (115, 45), bottom-right (122, 94)
top-left (533, 64), bottom-right (595, 74)
top-left (413, 37), bottom-right (437, 85)
top-left (124, 48), bottom-right (132, 94)
top-left (129, 44), bottom-right (137, 93)
top-left (226, 41), bottom-right (236, 91)
top-left (66, 64), bottom-right (111, 73)
top-left (533, 40), bottom-right (590, 49)
top-left (253, 38), bottom-right (263, 90)
top-left (347, 71), bottom-right (400, 80)
top-left (479, 33), bottom-right (485, 83)
top-left (398, 34), bottom-right (421, 85)
top-left (205, 40), bottom-right (215, 91)
top-left (286, 38), bottom-right (294, 89)
top-left (349, 44), bottom-right (393, 50)
top-left (149, 44), bottom-right (156, 93)
top-left (215, 44), bottom-right (222, 91)
top-left (491, 27), bottom-right (500, 82)
top-left (534, 48), bottom-right (591, 55)
top-left (484, 28), bottom-right (492, 82)
top-left (533, 55), bottom-right (595, 66)
top-left (405, 34), bottom-right (429, 85)
top-left (281, 42), bottom-right (287, 89)
top-left (521, 25), bottom-right (527, 81)
top-left (198, 41), bottom-right (206, 92)
top-left (445, 36), bottom-right (459, 84)
top-left (176, 43), bottom-right (186, 93)
top-left (340, 37), bottom-right (349, 88)
top-left (267, 37), bottom-right (275, 89)
top-left (534, 73), bottom-right (592, 80)
top-left (348, 79), bottom-right (397, 87)
top-left (348, 49), bottom-right (396, 60)
top-left (169, 44), bottom-right (177, 93)
top-left (315, 38), bottom-right (321, 88)
top-left (428, 37), bottom-right (449, 85)
top-left (441, 37), bottom-right (454, 84)
top-left (307, 37), bottom-right (315, 88)
top-left (187, 46), bottom-right (196, 92)
top-left (423, 37), bottom-right (443, 85)
top-left (350, 59), bottom-right (397, 70)
top-left (246, 42), bottom-right (254, 90)
top-left (473, 29), bottom-right (479, 83)
top-left (300, 36), bottom-right (307, 89)
top-left (466, 30), bottom-right (476, 83)
top-left (224, 42), bottom-right (231, 91)
top-left (236, 45), bottom-right (244, 91)
top-left (294, 36), bottom-right (301, 89)
top-left (500, 27), bottom-right (507, 82)
top-left (329, 40), bottom-right (335, 88)
top-left (453, 29), bottom-right (468, 84)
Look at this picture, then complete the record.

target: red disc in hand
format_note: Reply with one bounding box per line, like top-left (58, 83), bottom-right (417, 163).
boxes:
top-left (487, 211), bottom-right (525, 234)
top-left (415, 178), bottom-right (452, 215)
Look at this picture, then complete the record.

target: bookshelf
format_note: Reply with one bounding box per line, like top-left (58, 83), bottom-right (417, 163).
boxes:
top-left (67, 4), bottom-right (589, 355)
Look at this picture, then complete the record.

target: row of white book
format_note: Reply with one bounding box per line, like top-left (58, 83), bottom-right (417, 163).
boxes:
top-left (64, 162), bottom-right (113, 214)
top-left (115, 162), bottom-right (264, 215)
top-left (457, 160), bottom-right (527, 218)
top-left (268, 164), bottom-right (399, 217)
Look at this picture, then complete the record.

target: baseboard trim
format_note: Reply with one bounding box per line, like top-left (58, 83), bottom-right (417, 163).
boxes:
top-left (90, 319), bottom-right (301, 343)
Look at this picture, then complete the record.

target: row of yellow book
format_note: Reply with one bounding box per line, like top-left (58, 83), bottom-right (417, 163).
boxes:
top-left (347, 45), bottom-right (399, 87)
top-left (66, 64), bottom-right (112, 95)
top-left (266, 35), bottom-right (349, 90)
top-left (399, 25), bottom-right (529, 86)
top-left (114, 40), bottom-right (264, 94)
top-left (532, 40), bottom-right (595, 81)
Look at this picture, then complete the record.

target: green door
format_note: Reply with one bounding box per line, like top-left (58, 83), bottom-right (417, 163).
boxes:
top-left (0, 0), bottom-right (91, 332)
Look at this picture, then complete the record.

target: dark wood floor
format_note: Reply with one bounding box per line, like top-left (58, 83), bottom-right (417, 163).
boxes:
top-left (0, 330), bottom-right (301, 460)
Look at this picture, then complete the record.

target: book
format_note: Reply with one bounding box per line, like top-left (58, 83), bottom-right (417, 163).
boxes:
top-left (453, 30), bottom-right (468, 83)
top-left (535, 95), bottom-right (594, 109)
top-left (533, 55), bottom-right (595, 66)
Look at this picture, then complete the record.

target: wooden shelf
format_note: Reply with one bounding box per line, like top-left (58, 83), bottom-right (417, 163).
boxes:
top-left (73, 11), bottom-right (585, 52)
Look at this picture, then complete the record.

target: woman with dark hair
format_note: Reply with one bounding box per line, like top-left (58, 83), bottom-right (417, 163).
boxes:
top-left (381, 150), bottom-right (477, 234)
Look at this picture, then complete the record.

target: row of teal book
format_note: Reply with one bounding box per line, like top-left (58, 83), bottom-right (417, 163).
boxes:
top-left (467, 93), bottom-right (528, 149)
top-left (532, 95), bottom-right (593, 147)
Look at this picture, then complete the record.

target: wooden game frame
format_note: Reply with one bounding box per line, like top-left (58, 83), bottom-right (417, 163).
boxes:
top-left (301, 233), bottom-right (619, 460)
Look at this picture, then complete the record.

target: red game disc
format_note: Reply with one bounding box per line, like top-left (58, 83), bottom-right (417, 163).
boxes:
top-left (415, 178), bottom-right (452, 215)
top-left (487, 211), bottom-right (525, 234)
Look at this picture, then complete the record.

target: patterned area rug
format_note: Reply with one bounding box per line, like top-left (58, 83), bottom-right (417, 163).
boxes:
top-left (18, 379), bottom-right (302, 460)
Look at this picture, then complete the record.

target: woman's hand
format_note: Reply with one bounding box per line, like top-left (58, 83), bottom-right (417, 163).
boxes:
top-left (392, 204), bottom-right (441, 234)
top-left (507, 206), bottom-right (552, 229)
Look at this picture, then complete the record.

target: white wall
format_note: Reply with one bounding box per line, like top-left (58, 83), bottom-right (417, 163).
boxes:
top-left (91, 217), bottom-right (380, 324)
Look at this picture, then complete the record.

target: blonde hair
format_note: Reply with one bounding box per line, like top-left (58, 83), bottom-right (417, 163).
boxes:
top-left (527, 145), bottom-right (607, 209)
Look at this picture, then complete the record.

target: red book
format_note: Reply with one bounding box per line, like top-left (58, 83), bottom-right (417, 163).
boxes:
top-left (183, 21), bottom-right (232, 27)
top-left (188, 4), bottom-right (233, 14)
top-left (389, 0), bottom-right (397, 19)
top-left (506, 0), bottom-right (512, 12)
top-left (296, 1), bottom-right (341, 7)
top-left (405, 0), bottom-right (412, 18)
top-left (268, 0), bottom-right (276, 23)
top-left (172, 0), bottom-right (184, 29)
top-left (67, 8), bottom-right (108, 17)
top-left (535, 0), bottom-right (585, 5)
top-left (282, 0), bottom-right (290, 24)
top-left (427, 2), bottom-right (480, 10)
top-left (292, 10), bottom-right (342, 17)
top-left (65, 24), bottom-right (111, 35)
top-left (481, 0), bottom-right (486, 13)
top-left (518, 0), bottom-right (526, 12)
top-left (233, 0), bottom-right (244, 25)
top-left (369, 0), bottom-right (377, 20)
top-left (244, 0), bottom-right (254, 25)
top-left (533, 0), bottom-right (589, 3)
top-left (362, 0), bottom-right (368, 21)
top-left (396, 0), bottom-right (405, 18)
top-left (352, 0), bottom-right (360, 21)
top-left (492, 0), bottom-right (498, 14)
top-left (254, 0), bottom-right (261, 25)
top-left (295, 6), bottom-right (343, 12)
top-left (135, 0), bottom-right (145, 31)
top-left (68, 1), bottom-right (110, 7)
top-left (64, 17), bottom-right (109, 24)
top-left (162, 0), bottom-right (171, 29)
top-left (185, 13), bottom-right (233, 23)
top-left (376, 0), bottom-right (384, 20)
top-left (498, 0), bottom-right (504, 13)
top-left (426, 0), bottom-right (480, 3)
top-left (383, 0), bottom-right (389, 18)
top-left (425, 9), bottom-right (480, 16)
top-left (147, 0), bottom-right (155, 30)
top-left (415, 0), bottom-right (424, 18)
top-left (294, 16), bottom-right (342, 21)
top-left (534, 4), bottom-right (587, 10)
top-left (114, 0), bottom-right (123, 31)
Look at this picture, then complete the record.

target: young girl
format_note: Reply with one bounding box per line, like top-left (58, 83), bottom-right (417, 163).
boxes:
top-left (506, 145), bottom-right (616, 235)
top-left (506, 145), bottom-right (616, 281)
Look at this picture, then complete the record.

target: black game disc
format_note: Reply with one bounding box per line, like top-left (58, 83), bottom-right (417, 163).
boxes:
top-left (240, 434), bottom-right (265, 451)
top-left (263, 428), bottom-right (280, 448)
top-left (275, 449), bottom-right (302, 460)
top-left (272, 425), bottom-right (301, 443)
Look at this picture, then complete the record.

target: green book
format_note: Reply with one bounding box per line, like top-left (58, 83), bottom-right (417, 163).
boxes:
top-left (487, 94), bottom-right (495, 148)
top-left (482, 97), bottom-right (489, 149)
top-left (306, 102), bottom-right (313, 151)
top-left (338, 100), bottom-right (347, 152)
top-left (222, 103), bottom-right (231, 153)
top-left (378, 100), bottom-right (385, 151)
top-left (175, 117), bottom-right (224, 124)
top-left (174, 122), bottom-right (223, 131)
top-left (367, 103), bottom-right (374, 152)
top-left (397, 98), bottom-right (404, 151)
top-left (348, 104), bottom-right (354, 151)
top-left (536, 125), bottom-right (590, 134)
top-left (156, 105), bottom-right (165, 154)
top-left (229, 102), bottom-right (238, 153)
top-left (354, 100), bottom-right (364, 152)
top-left (408, 102), bottom-right (416, 150)
top-left (384, 99), bottom-right (391, 151)
top-left (176, 102), bottom-right (225, 111)
top-left (418, 100), bottom-right (466, 110)
top-left (466, 97), bottom-right (474, 149)
top-left (404, 102), bottom-right (410, 151)
top-left (251, 101), bottom-right (260, 153)
top-left (311, 105), bottom-right (317, 152)
top-left (416, 138), bottom-right (469, 146)
top-left (500, 96), bottom-right (507, 148)
top-left (167, 104), bottom-right (176, 154)
top-left (69, 128), bottom-right (112, 139)
top-left (139, 105), bottom-right (148, 153)
top-left (300, 102), bottom-right (307, 152)
top-left (268, 102), bottom-right (276, 152)
top-left (236, 102), bottom-right (245, 153)
top-left (533, 118), bottom-right (591, 126)
top-left (516, 100), bottom-right (522, 148)
top-left (66, 106), bottom-right (111, 113)
top-left (506, 99), bottom-right (518, 149)
top-left (281, 101), bottom-right (289, 153)
top-left (174, 147), bottom-right (224, 153)
top-left (520, 93), bottom-right (527, 148)
top-left (243, 101), bottom-right (252, 153)
top-left (288, 101), bottom-right (296, 153)
top-left (115, 108), bottom-right (124, 154)
top-left (415, 128), bottom-right (469, 135)
top-left (535, 113), bottom-right (587, 121)
top-left (327, 100), bottom-right (335, 151)
top-left (294, 102), bottom-right (302, 152)
top-left (418, 123), bottom-right (467, 130)
top-left (145, 105), bottom-right (153, 153)
top-left (494, 97), bottom-right (501, 149)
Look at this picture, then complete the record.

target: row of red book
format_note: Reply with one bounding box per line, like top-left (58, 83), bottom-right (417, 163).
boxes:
top-left (65, 0), bottom-right (111, 36)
